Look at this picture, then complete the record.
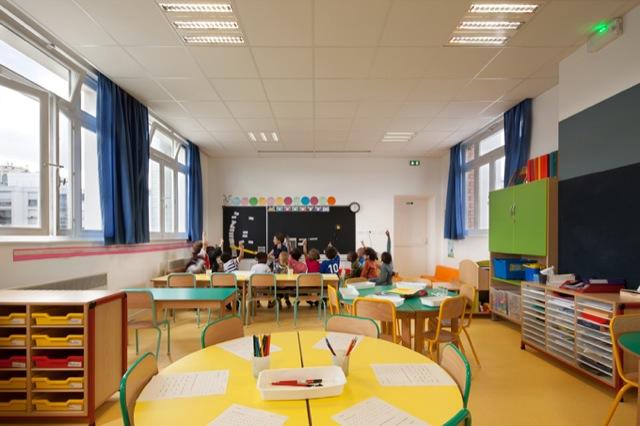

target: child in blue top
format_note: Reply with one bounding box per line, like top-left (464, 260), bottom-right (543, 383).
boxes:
top-left (320, 244), bottom-right (340, 275)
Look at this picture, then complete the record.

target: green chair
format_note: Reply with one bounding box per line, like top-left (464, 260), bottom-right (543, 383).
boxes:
top-left (440, 343), bottom-right (471, 408)
top-left (201, 315), bottom-right (244, 349)
top-left (325, 314), bottom-right (380, 338)
top-left (167, 273), bottom-right (201, 325)
top-left (125, 290), bottom-right (170, 357)
top-left (119, 352), bottom-right (158, 426)
top-left (293, 273), bottom-right (325, 326)
top-left (443, 408), bottom-right (472, 426)
top-left (246, 273), bottom-right (278, 325)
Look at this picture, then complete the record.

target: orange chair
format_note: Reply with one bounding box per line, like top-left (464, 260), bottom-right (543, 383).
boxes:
top-left (422, 265), bottom-right (460, 291)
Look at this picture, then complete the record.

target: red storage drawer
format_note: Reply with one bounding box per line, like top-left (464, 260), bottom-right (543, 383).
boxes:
top-left (32, 355), bottom-right (83, 369)
top-left (0, 356), bottom-right (27, 369)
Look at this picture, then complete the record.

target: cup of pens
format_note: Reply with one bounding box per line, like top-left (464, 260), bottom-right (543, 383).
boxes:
top-left (325, 337), bottom-right (357, 377)
top-left (252, 334), bottom-right (271, 378)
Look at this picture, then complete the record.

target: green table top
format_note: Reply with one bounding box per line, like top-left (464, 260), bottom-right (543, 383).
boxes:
top-left (339, 285), bottom-right (450, 312)
top-left (618, 332), bottom-right (640, 356)
top-left (125, 287), bottom-right (236, 302)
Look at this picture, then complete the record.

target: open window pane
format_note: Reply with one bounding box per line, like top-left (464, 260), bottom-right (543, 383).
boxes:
top-left (81, 127), bottom-right (101, 231)
top-left (177, 146), bottom-right (186, 165)
top-left (164, 167), bottom-right (174, 233)
top-left (81, 83), bottom-right (97, 117)
top-left (478, 163), bottom-right (490, 230)
top-left (58, 111), bottom-right (72, 230)
top-left (0, 84), bottom-right (41, 227)
top-left (177, 172), bottom-right (186, 233)
top-left (149, 160), bottom-right (160, 233)
top-left (151, 130), bottom-right (174, 157)
top-left (465, 169), bottom-right (475, 231)
top-left (479, 130), bottom-right (505, 156)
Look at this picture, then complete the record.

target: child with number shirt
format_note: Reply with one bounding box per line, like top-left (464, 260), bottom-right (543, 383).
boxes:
top-left (320, 244), bottom-right (340, 275)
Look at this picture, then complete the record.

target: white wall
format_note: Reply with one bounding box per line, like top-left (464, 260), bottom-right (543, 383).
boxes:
top-left (205, 156), bottom-right (444, 275)
top-left (530, 86), bottom-right (559, 158)
top-left (559, 6), bottom-right (640, 120)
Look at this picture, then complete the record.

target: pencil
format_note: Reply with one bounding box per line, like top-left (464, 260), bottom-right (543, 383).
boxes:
top-left (346, 337), bottom-right (357, 356)
top-left (325, 337), bottom-right (336, 356)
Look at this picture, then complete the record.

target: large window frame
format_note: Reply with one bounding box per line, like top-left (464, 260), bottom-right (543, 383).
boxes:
top-left (462, 120), bottom-right (505, 235)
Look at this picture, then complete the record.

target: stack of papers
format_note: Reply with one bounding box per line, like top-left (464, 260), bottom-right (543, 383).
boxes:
top-left (348, 281), bottom-right (375, 290)
top-left (371, 294), bottom-right (404, 307)
top-left (371, 364), bottom-right (455, 386)
top-left (340, 286), bottom-right (359, 300)
top-left (420, 296), bottom-right (449, 307)
top-left (138, 370), bottom-right (229, 401)
top-left (332, 397), bottom-right (428, 426)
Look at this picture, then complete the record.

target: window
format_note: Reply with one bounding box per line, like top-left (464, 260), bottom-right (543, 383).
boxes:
top-left (463, 122), bottom-right (505, 232)
top-left (149, 121), bottom-right (188, 238)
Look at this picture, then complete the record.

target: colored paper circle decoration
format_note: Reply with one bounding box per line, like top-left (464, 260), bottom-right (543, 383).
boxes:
top-left (276, 197), bottom-right (284, 205)
top-left (301, 196), bottom-right (310, 205)
top-left (259, 197), bottom-right (267, 206)
top-left (284, 196), bottom-right (292, 206)
top-left (240, 197), bottom-right (249, 206)
top-left (293, 196), bottom-right (301, 206)
top-left (267, 197), bottom-right (275, 206)
top-left (327, 196), bottom-right (336, 205)
top-left (310, 196), bottom-right (319, 205)
top-left (249, 197), bottom-right (258, 206)
top-left (231, 197), bottom-right (240, 206)
top-left (320, 196), bottom-right (327, 205)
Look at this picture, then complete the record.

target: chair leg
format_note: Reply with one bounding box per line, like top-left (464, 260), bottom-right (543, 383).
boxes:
top-left (604, 383), bottom-right (633, 425)
top-left (275, 298), bottom-right (280, 325)
top-left (196, 308), bottom-right (201, 327)
top-left (154, 327), bottom-right (162, 358)
top-left (293, 299), bottom-right (298, 327)
top-left (166, 322), bottom-right (171, 355)
top-left (135, 329), bottom-right (139, 354)
top-left (463, 327), bottom-right (481, 367)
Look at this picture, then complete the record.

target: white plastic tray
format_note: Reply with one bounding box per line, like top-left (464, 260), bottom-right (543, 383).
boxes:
top-left (420, 296), bottom-right (450, 307)
top-left (256, 366), bottom-right (346, 401)
top-left (395, 281), bottom-right (427, 291)
top-left (348, 281), bottom-right (375, 290)
top-left (371, 294), bottom-right (404, 307)
top-left (339, 287), bottom-right (359, 300)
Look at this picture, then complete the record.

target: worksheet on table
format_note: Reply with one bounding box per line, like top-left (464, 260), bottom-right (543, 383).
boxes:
top-left (218, 336), bottom-right (281, 360)
top-left (208, 404), bottom-right (287, 426)
top-left (313, 332), bottom-right (361, 352)
top-left (138, 370), bottom-right (229, 401)
top-left (371, 364), bottom-right (456, 387)
top-left (332, 397), bottom-right (429, 426)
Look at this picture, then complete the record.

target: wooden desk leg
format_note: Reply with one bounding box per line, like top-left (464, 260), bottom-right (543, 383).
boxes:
top-left (400, 314), bottom-right (412, 348)
top-left (414, 314), bottom-right (426, 354)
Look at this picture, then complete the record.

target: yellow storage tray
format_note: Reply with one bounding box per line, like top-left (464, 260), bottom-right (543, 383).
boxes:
top-left (33, 398), bottom-right (84, 412)
top-left (33, 376), bottom-right (84, 390)
top-left (0, 334), bottom-right (26, 347)
top-left (32, 313), bottom-right (84, 326)
top-left (0, 313), bottom-right (26, 326)
top-left (32, 334), bottom-right (84, 348)
top-left (0, 377), bottom-right (27, 390)
top-left (0, 399), bottom-right (27, 412)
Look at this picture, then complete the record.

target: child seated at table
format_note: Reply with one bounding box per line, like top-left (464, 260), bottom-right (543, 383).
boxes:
top-left (360, 247), bottom-right (379, 280)
top-left (273, 251), bottom-right (289, 274)
top-left (320, 244), bottom-right (340, 275)
top-left (185, 240), bottom-right (210, 274)
top-left (250, 251), bottom-right (271, 274)
top-left (302, 239), bottom-right (321, 273)
top-left (288, 247), bottom-right (308, 274)
top-left (374, 251), bottom-right (394, 285)
top-left (347, 251), bottom-right (362, 278)
top-left (221, 243), bottom-right (244, 273)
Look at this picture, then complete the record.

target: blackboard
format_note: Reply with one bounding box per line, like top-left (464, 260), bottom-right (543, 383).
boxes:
top-left (267, 207), bottom-right (356, 255)
top-left (222, 207), bottom-right (267, 258)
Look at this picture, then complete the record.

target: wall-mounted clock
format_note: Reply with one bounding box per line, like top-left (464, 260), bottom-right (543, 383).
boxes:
top-left (349, 202), bottom-right (360, 213)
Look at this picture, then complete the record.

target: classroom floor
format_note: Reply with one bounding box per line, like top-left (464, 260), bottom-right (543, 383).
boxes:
top-left (94, 306), bottom-right (635, 426)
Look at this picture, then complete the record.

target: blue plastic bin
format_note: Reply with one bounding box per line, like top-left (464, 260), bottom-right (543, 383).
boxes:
top-left (493, 258), bottom-right (533, 280)
top-left (524, 265), bottom-right (542, 282)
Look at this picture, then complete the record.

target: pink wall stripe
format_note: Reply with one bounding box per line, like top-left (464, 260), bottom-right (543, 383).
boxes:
top-left (13, 241), bottom-right (191, 262)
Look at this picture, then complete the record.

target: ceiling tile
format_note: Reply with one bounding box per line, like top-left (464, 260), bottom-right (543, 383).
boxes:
top-left (502, 78), bottom-right (559, 102)
top-left (210, 131), bottom-right (248, 144)
top-left (158, 78), bottom-right (219, 101)
top-left (455, 79), bottom-right (522, 101)
top-left (423, 117), bottom-right (464, 133)
top-left (370, 48), bottom-right (439, 79)
top-left (278, 130), bottom-right (314, 145)
top-left (277, 118), bottom-right (314, 131)
top-left (375, 142), bottom-right (409, 153)
top-left (262, 79), bottom-right (313, 101)
top-left (164, 117), bottom-right (204, 135)
top-left (356, 101), bottom-right (403, 118)
top-left (146, 101), bottom-right (189, 118)
top-left (407, 79), bottom-right (469, 101)
top-left (75, 46), bottom-right (146, 78)
top-left (252, 48), bottom-right (313, 78)
top-left (410, 131), bottom-right (452, 145)
top-left (315, 119), bottom-right (352, 132)
top-left (386, 117), bottom-right (430, 132)
top-left (350, 117), bottom-right (392, 131)
top-left (477, 101), bottom-right (519, 119)
top-left (125, 47), bottom-right (202, 78)
top-left (315, 48), bottom-right (376, 79)
top-left (114, 78), bottom-right (171, 101)
top-left (362, 79), bottom-right (418, 101)
top-left (315, 130), bottom-right (350, 143)
top-left (397, 101), bottom-right (447, 118)
top-left (315, 80), bottom-right (367, 102)
top-left (225, 102), bottom-right (273, 118)
top-left (315, 102), bottom-right (359, 118)
top-left (315, 0), bottom-right (391, 46)
top-left (271, 102), bottom-right (314, 118)
top-left (180, 101), bottom-right (231, 118)
top-left (438, 101), bottom-right (494, 118)
top-left (190, 47), bottom-right (259, 78)
top-left (234, 0), bottom-right (312, 46)
top-left (237, 118), bottom-right (278, 131)
top-left (198, 118), bottom-right (242, 132)
top-left (424, 47), bottom-right (501, 78)
top-left (479, 48), bottom-right (568, 79)
top-left (210, 79), bottom-right (266, 101)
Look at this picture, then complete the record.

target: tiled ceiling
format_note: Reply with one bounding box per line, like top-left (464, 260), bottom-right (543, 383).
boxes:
top-left (11, 0), bottom-right (640, 157)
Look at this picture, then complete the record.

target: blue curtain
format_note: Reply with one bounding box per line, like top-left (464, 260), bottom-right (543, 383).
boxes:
top-left (187, 141), bottom-right (203, 242)
top-left (444, 143), bottom-right (466, 240)
top-left (97, 73), bottom-right (150, 245)
top-left (504, 98), bottom-right (532, 187)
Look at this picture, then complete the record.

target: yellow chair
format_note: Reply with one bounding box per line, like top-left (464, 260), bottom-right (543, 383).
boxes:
top-left (353, 298), bottom-right (400, 343)
top-left (294, 273), bottom-right (325, 326)
top-left (246, 273), bottom-right (278, 325)
top-left (423, 296), bottom-right (466, 361)
top-left (604, 314), bottom-right (640, 425)
top-left (440, 343), bottom-right (471, 408)
top-left (327, 285), bottom-right (340, 315)
top-left (119, 352), bottom-right (158, 426)
top-left (201, 315), bottom-right (244, 348)
top-left (326, 314), bottom-right (379, 338)
top-left (458, 284), bottom-right (481, 366)
top-left (211, 272), bottom-right (240, 314)
top-left (125, 290), bottom-right (170, 357)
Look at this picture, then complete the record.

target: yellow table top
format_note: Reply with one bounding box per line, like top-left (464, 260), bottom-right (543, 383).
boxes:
top-left (135, 330), bottom-right (462, 425)
top-left (152, 272), bottom-right (340, 284)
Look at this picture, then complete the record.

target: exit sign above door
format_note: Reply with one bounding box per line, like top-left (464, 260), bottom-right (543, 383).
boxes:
top-left (409, 160), bottom-right (421, 166)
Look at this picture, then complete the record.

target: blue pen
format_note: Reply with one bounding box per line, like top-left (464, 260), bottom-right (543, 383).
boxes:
top-left (253, 335), bottom-right (259, 357)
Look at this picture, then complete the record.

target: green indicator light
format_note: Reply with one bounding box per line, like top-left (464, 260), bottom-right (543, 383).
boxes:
top-left (593, 22), bottom-right (609, 34)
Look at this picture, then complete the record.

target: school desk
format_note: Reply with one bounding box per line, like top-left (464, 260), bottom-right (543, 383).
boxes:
top-left (339, 285), bottom-right (459, 352)
top-left (124, 288), bottom-right (237, 317)
top-left (133, 330), bottom-right (462, 425)
top-left (618, 332), bottom-right (640, 426)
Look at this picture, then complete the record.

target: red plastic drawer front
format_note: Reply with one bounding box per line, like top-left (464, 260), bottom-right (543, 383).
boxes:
top-left (0, 356), bottom-right (27, 368)
top-left (32, 355), bottom-right (84, 369)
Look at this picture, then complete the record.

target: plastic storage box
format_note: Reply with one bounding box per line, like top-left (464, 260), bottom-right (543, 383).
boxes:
top-left (33, 399), bottom-right (84, 412)
top-left (524, 264), bottom-right (542, 282)
top-left (0, 399), bottom-right (27, 412)
top-left (493, 258), bottom-right (533, 280)
top-left (491, 289), bottom-right (508, 316)
top-left (256, 366), bottom-right (346, 401)
top-left (507, 291), bottom-right (522, 321)
top-left (32, 313), bottom-right (83, 326)
top-left (33, 377), bottom-right (83, 390)
top-left (0, 356), bottom-right (27, 369)
top-left (32, 335), bottom-right (84, 348)
top-left (0, 313), bottom-right (26, 326)
top-left (32, 355), bottom-right (83, 369)
top-left (0, 335), bottom-right (26, 347)
top-left (0, 377), bottom-right (27, 390)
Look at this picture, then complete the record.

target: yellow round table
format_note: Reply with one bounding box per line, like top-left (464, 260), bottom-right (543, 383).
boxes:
top-left (135, 330), bottom-right (462, 425)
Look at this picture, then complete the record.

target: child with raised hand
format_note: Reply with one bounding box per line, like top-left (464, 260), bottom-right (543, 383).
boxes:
top-left (360, 247), bottom-right (379, 279)
top-left (288, 247), bottom-right (308, 274)
top-left (221, 242), bottom-right (244, 273)
top-left (320, 243), bottom-right (340, 275)
top-left (185, 240), bottom-right (211, 274)
top-left (347, 251), bottom-right (362, 278)
top-left (250, 251), bottom-right (271, 274)
top-left (303, 239), bottom-right (321, 273)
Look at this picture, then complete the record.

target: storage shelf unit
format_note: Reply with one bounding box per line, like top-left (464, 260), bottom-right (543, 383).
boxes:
top-left (520, 282), bottom-right (640, 388)
top-left (0, 290), bottom-right (126, 424)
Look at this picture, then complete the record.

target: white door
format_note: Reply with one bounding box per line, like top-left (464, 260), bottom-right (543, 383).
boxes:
top-left (393, 196), bottom-right (430, 277)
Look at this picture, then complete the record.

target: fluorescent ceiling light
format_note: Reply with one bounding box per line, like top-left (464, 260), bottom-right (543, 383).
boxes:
top-left (173, 20), bottom-right (238, 29)
top-left (469, 4), bottom-right (538, 14)
top-left (248, 132), bottom-right (257, 142)
top-left (271, 132), bottom-right (279, 142)
top-left (183, 35), bottom-right (244, 44)
top-left (458, 21), bottom-right (521, 30)
top-left (382, 131), bottom-right (414, 143)
top-left (159, 3), bottom-right (233, 13)
top-left (450, 36), bottom-right (507, 45)
top-left (260, 132), bottom-right (268, 142)
top-left (248, 131), bottom-right (279, 142)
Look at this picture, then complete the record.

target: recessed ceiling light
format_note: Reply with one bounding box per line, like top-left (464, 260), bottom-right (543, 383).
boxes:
top-left (271, 132), bottom-right (279, 142)
top-left (248, 132), bottom-right (257, 142)
top-left (183, 35), bottom-right (244, 44)
top-left (248, 131), bottom-right (279, 142)
top-left (458, 21), bottom-right (521, 30)
top-left (159, 3), bottom-right (233, 13)
top-left (381, 132), bottom-right (414, 143)
top-left (173, 20), bottom-right (239, 30)
top-left (449, 36), bottom-right (508, 45)
top-left (260, 132), bottom-right (268, 142)
top-left (469, 4), bottom-right (538, 14)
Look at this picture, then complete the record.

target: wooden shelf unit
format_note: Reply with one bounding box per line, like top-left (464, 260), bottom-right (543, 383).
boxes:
top-left (0, 290), bottom-right (126, 424)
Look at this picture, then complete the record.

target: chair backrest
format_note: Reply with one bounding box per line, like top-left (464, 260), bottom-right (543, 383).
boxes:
top-left (443, 408), bottom-right (471, 426)
top-left (440, 343), bottom-right (471, 407)
top-left (326, 314), bottom-right (380, 338)
top-left (297, 273), bottom-right (323, 287)
top-left (610, 314), bottom-right (640, 381)
top-left (211, 273), bottom-right (237, 289)
top-left (345, 277), bottom-right (367, 287)
top-left (459, 284), bottom-right (476, 325)
top-left (201, 316), bottom-right (244, 348)
top-left (432, 265), bottom-right (460, 282)
top-left (458, 260), bottom-right (479, 287)
top-left (119, 352), bottom-right (158, 426)
top-left (167, 273), bottom-right (196, 288)
top-left (126, 290), bottom-right (160, 324)
top-left (439, 296), bottom-right (467, 323)
top-left (250, 273), bottom-right (276, 288)
top-left (327, 285), bottom-right (340, 315)
top-left (353, 298), bottom-right (396, 323)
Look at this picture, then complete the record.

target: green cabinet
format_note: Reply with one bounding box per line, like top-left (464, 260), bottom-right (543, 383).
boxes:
top-left (489, 179), bottom-right (549, 256)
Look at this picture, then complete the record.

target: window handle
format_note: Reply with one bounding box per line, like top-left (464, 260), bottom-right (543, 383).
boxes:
top-left (47, 163), bottom-right (64, 169)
